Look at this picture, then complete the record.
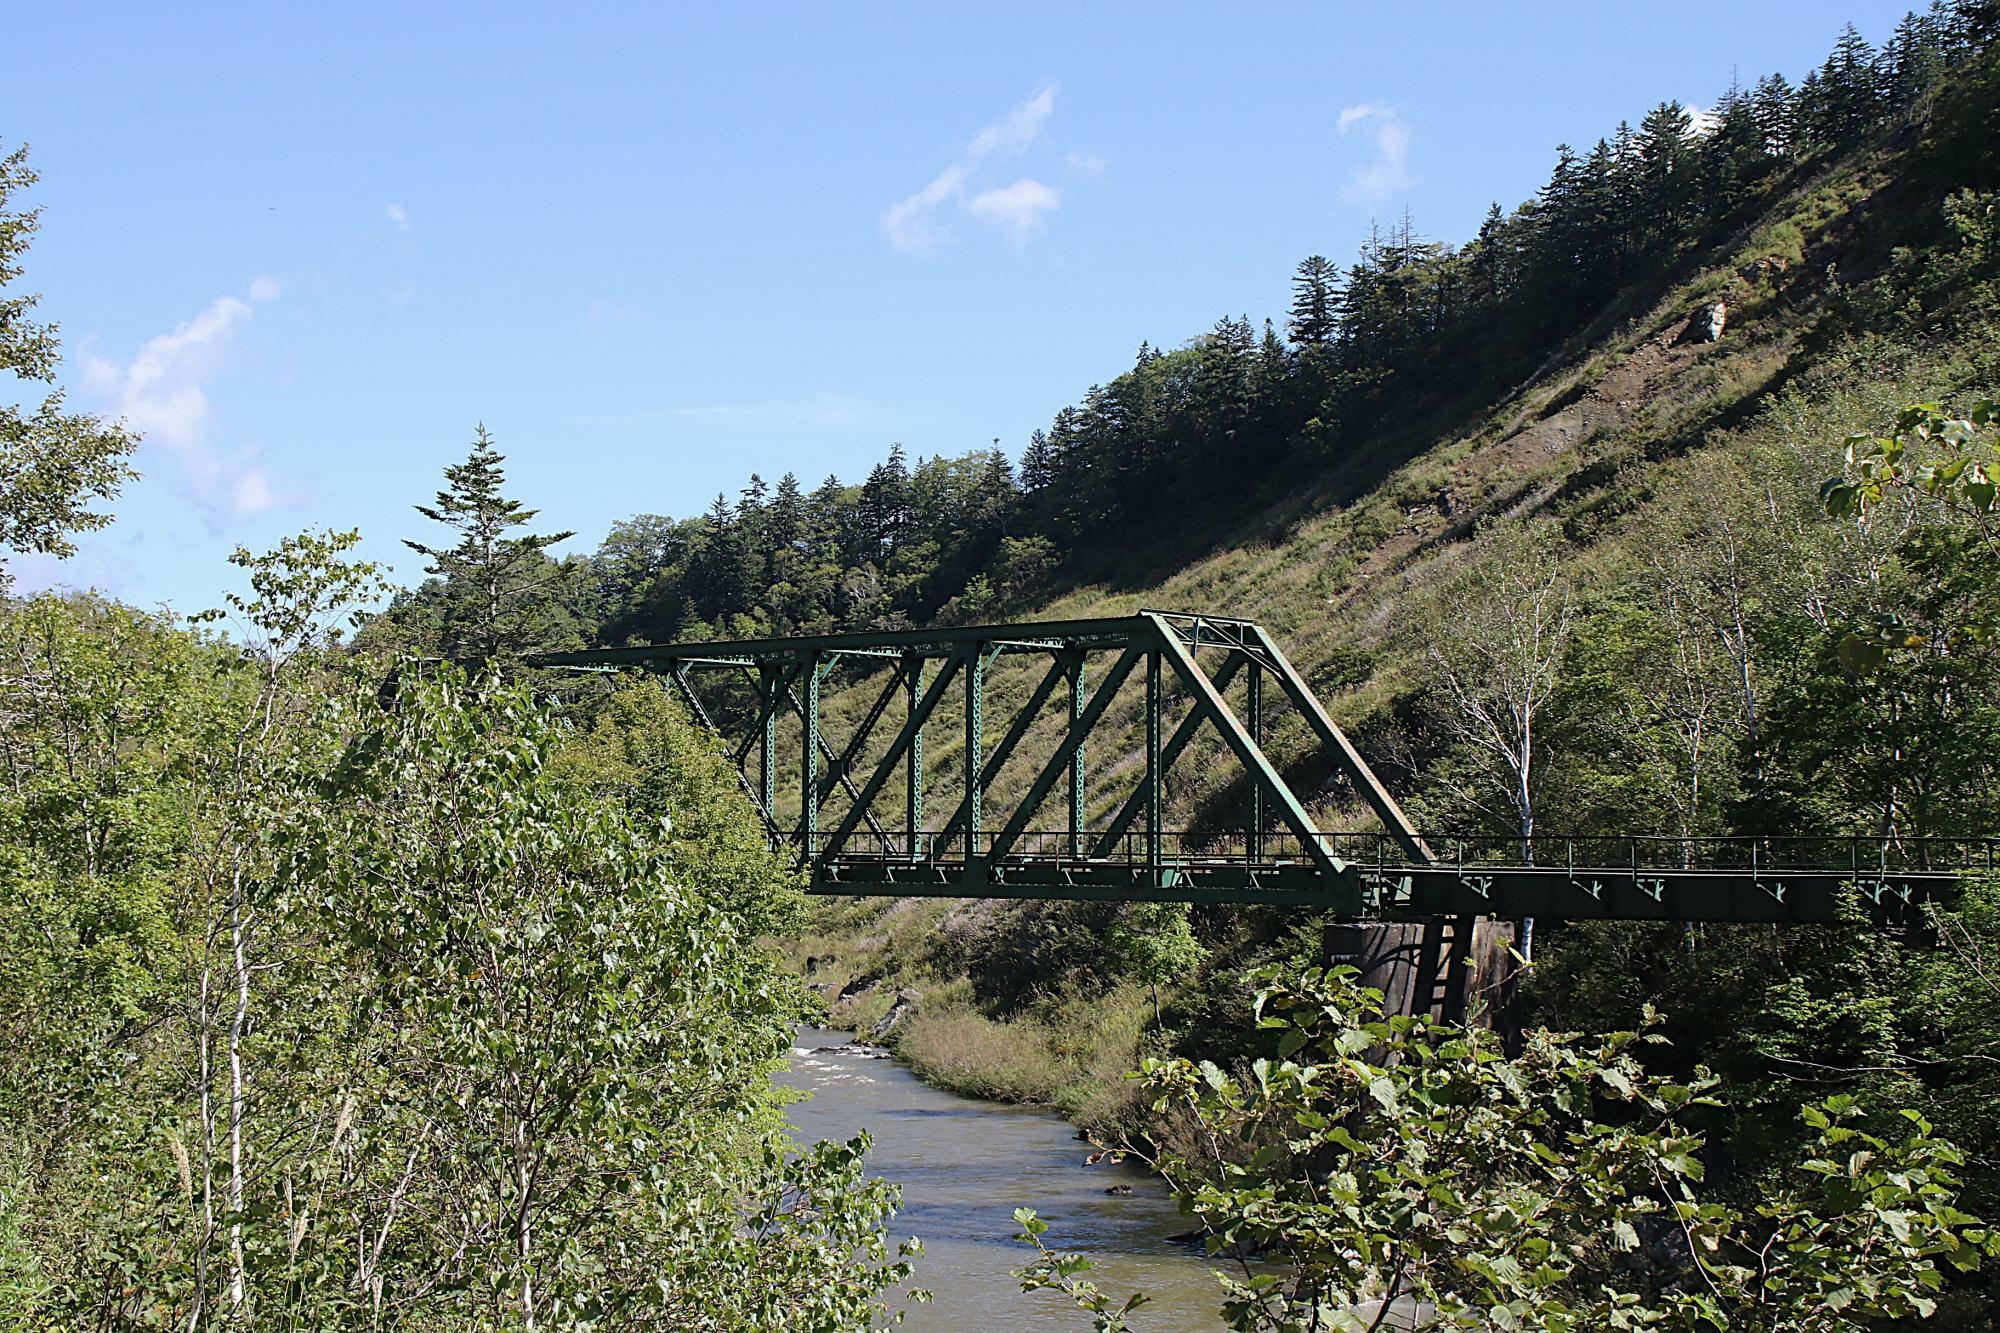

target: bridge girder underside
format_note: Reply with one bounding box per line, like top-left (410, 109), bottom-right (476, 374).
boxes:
top-left (532, 612), bottom-right (1976, 925)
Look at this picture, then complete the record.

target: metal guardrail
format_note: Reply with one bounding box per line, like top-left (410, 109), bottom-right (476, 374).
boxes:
top-left (810, 829), bottom-right (2000, 875)
top-left (808, 830), bottom-right (1993, 921)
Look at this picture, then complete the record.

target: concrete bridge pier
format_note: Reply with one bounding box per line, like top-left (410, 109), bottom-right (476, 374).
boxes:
top-left (1322, 916), bottom-right (1519, 1027)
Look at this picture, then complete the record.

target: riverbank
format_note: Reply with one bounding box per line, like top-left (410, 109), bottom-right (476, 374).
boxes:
top-left (785, 894), bottom-right (1318, 1143)
top-left (788, 896), bottom-right (1169, 1135)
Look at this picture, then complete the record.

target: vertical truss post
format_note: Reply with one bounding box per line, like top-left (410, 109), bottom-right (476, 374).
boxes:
top-left (821, 657), bottom-right (961, 861)
top-left (1091, 654), bottom-right (1246, 858)
top-left (759, 664), bottom-right (778, 824)
top-left (1146, 647), bottom-right (1163, 880)
top-left (939, 656), bottom-right (1068, 846)
top-left (1246, 623), bottom-right (1430, 863)
top-left (905, 657), bottom-right (924, 860)
top-left (986, 647), bottom-right (1143, 864)
top-left (1246, 660), bottom-right (1263, 862)
top-left (801, 652), bottom-right (821, 854)
top-left (1066, 651), bottom-right (1085, 860)
top-left (1145, 615), bottom-right (1345, 885)
top-left (964, 647), bottom-right (986, 865)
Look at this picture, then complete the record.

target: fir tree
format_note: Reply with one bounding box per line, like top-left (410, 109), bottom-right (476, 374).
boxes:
top-left (404, 425), bottom-right (576, 662)
top-left (1288, 255), bottom-right (1340, 347)
top-left (1635, 101), bottom-right (1697, 245)
top-left (1752, 72), bottom-right (1798, 158)
top-left (858, 443), bottom-right (911, 561)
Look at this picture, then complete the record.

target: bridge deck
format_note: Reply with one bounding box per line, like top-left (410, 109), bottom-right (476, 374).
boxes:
top-left (810, 831), bottom-right (1988, 924)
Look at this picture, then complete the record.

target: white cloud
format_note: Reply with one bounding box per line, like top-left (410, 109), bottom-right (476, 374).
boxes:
top-left (966, 178), bottom-right (1061, 245)
top-left (384, 201), bottom-right (410, 232)
top-left (883, 163), bottom-right (970, 252)
top-left (81, 280), bottom-right (295, 520)
top-left (882, 85), bottom-right (1068, 251)
top-left (229, 469), bottom-right (284, 517)
top-left (966, 84), bottom-right (1056, 159)
top-left (84, 295), bottom-right (256, 449)
top-left (1337, 102), bottom-right (1417, 206)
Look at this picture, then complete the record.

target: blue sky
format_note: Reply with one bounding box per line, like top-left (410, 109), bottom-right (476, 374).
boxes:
top-left (7, 2), bottom-right (1919, 611)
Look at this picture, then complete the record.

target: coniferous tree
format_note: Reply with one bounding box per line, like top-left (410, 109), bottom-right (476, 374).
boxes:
top-left (403, 425), bottom-right (577, 662)
top-left (768, 472), bottom-right (806, 555)
top-left (858, 443), bottom-right (910, 561)
top-left (1635, 101), bottom-right (1698, 247)
top-left (1702, 77), bottom-right (1770, 218)
top-left (1752, 72), bottom-right (1799, 158)
top-left (1288, 256), bottom-right (1340, 348)
top-left (1020, 428), bottom-right (1059, 494)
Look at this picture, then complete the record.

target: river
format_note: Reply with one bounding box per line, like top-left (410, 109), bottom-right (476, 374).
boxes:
top-left (780, 1028), bottom-right (1230, 1330)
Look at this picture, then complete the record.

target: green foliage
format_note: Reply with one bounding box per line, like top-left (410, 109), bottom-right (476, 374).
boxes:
top-left (1014, 1206), bottom-right (1149, 1332)
top-left (0, 531), bottom-right (916, 1328)
top-left (279, 666), bottom-right (915, 1326)
top-left (551, 675), bottom-right (802, 935)
top-left (0, 140), bottom-right (136, 566)
top-left (1021, 967), bottom-right (1996, 1331)
top-left (1107, 901), bottom-right (1208, 1027)
top-left (1822, 399), bottom-right (1999, 669)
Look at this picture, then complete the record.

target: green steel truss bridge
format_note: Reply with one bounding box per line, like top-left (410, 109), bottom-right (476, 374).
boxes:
top-left (533, 612), bottom-right (1990, 925)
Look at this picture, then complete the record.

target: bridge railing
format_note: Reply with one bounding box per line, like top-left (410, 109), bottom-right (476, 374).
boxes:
top-left (1421, 833), bottom-right (1997, 875)
top-left (810, 829), bottom-right (1336, 865)
top-left (810, 829), bottom-right (2000, 875)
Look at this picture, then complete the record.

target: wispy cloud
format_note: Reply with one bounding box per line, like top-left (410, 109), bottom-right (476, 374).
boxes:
top-left (883, 165), bottom-right (970, 252)
top-left (967, 85), bottom-right (1056, 158)
top-left (82, 279), bottom-right (295, 520)
top-left (1337, 103), bottom-right (1417, 206)
top-left (966, 179), bottom-right (1061, 245)
top-left (883, 85), bottom-right (1070, 252)
top-left (384, 201), bottom-right (411, 232)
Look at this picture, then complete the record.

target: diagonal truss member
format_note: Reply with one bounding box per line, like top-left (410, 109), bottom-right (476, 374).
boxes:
top-left (532, 613), bottom-right (1976, 924)
top-left (534, 611), bottom-right (1421, 909)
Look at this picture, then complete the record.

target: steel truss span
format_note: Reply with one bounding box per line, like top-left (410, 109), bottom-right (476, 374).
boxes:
top-left (532, 613), bottom-right (1984, 924)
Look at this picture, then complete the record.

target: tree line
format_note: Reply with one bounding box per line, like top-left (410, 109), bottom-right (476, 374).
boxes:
top-left (368, 4), bottom-right (2000, 660)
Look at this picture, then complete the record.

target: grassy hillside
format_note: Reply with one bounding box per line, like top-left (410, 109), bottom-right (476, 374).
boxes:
top-left (788, 79), bottom-right (2000, 1139)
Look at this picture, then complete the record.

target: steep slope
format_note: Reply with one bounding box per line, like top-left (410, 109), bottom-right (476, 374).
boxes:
top-left (790, 102), bottom-right (2000, 1128)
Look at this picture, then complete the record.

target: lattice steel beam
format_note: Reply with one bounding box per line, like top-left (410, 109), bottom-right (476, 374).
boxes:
top-left (530, 616), bottom-right (1986, 923)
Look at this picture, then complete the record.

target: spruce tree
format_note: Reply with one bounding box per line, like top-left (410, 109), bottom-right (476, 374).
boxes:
top-left (1020, 428), bottom-right (1059, 494)
top-left (1635, 101), bottom-right (1697, 245)
top-left (859, 443), bottom-right (911, 560)
top-left (404, 425), bottom-right (577, 662)
top-left (768, 472), bottom-right (806, 553)
top-left (1752, 73), bottom-right (1798, 158)
top-left (1287, 255), bottom-right (1340, 348)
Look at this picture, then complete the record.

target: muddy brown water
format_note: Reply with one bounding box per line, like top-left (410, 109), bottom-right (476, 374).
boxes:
top-left (780, 1028), bottom-right (1230, 1330)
